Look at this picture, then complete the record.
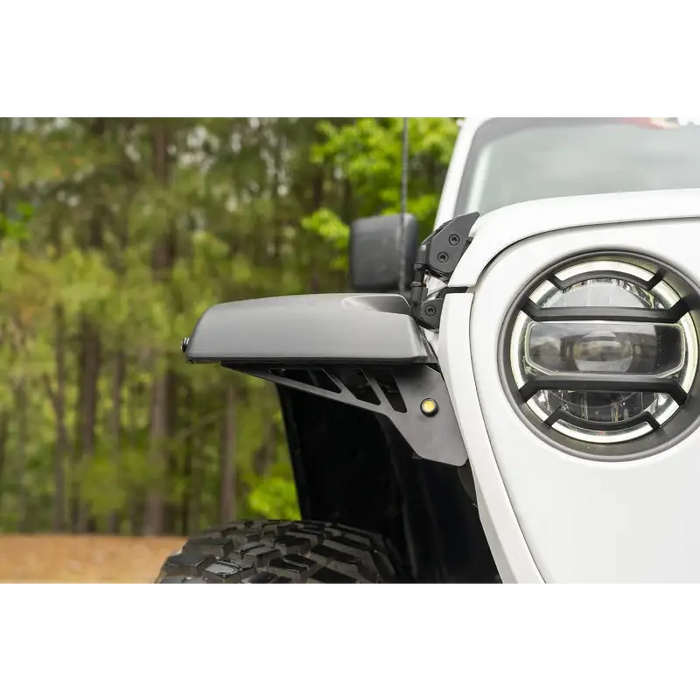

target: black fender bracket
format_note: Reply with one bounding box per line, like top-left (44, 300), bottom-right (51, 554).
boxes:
top-left (227, 364), bottom-right (467, 467)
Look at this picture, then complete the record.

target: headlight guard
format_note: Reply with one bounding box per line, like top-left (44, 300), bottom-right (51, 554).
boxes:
top-left (502, 252), bottom-right (700, 457)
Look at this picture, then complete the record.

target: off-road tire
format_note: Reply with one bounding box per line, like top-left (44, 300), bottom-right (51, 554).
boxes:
top-left (155, 519), bottom-right (404, 583)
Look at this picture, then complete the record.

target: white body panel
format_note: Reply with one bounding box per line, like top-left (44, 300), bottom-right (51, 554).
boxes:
top-left (439, 294), bottom-right (543, 583)
top-left (450, 189), bottom-right (700, 289)
top-left (439, 192), bottom-right (700, 582)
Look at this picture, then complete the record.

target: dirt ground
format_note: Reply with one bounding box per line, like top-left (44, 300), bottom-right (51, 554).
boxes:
top-left (0, 535), bottom-right (186, 583)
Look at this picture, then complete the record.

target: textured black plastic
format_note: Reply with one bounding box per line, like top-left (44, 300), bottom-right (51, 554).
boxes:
top-left (185, 293), bottom-right (434, 365)
top-left (349, 214), bottom-right (419, 293)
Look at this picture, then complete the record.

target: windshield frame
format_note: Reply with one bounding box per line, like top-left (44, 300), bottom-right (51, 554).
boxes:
top-left (452, 117), bottom-right (696, 218)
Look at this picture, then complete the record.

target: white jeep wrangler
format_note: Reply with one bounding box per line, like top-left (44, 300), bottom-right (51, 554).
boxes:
top-left (158, 117), bottom-right (700, 584)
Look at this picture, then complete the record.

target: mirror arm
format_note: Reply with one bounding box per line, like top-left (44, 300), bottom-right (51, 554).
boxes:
top-left (410, 212), bottom-right (480, 330)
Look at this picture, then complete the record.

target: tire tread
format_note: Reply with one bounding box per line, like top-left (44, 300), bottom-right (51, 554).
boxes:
top-left (156, 520), bottom-right (402, 584)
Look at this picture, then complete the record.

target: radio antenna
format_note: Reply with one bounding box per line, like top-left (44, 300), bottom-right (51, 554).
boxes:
top-left (399, 117), bottom-right (409, 293)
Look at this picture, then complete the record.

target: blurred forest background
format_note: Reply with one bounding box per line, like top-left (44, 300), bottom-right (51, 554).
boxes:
top-left (0, 117), bottom-right (459, 538)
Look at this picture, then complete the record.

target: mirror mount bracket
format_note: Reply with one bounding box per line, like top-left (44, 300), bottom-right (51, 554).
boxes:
top-left (410, 213), bottom-right (480, 330)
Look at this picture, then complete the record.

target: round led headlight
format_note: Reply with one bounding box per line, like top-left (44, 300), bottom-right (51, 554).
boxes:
top-left (508, 258), bottom-right (699, 445)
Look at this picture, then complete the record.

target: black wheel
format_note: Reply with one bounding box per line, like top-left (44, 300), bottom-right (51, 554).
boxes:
top-left (155, 519), bottom-right (404, 583)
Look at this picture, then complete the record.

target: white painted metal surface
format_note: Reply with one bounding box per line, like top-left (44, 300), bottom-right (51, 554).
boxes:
top-left (442, 211), bottom-right (700, 582)
top-left (450, 188), bottom-right (700, 289)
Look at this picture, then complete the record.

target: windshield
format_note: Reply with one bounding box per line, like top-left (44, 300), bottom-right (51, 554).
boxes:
top-left (456, 118), bottom-right (700, 216)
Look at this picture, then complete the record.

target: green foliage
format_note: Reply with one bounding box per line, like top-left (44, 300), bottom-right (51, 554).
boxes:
top-left (314, 117), bottom-right (458, 231)
top-left (0, 202), bottom-right (33, 241)
top-left (247, 477), bottom-right (301, 520)
top-left (0, 117), bottom-right (459, 535)
top-left (301, 207), bottom-right (349, 271)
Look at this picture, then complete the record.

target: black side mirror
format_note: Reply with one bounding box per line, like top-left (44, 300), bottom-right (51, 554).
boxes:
top-left (349, 213), bottom-right (419, 293)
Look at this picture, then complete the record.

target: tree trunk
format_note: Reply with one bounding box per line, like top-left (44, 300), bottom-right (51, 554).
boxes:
top-left (145, 372), bottom-right (167, 535)
top-left (73, 119), bottom-right (106, 533)
top-left (53, 304), bottom-right (68, 532)
top-left (144, 120), bottom-right (177, 536)
top-left (16, 382), bottom-right (27, 533)
top-left (73, 315), bottom-right (101, 533)
top-left (127, 385), bottom-right (142, 536)
top-left (252, 421), bottom-right (279, 477)
top-left (164, 370), bottom-right (179, 534)
top-left (181, 386), bottom-right (194, 536)
top-left (107, 350), bottom-right (125, 534)
top-left (219, 384), bottom-right (237, 523)
top-left (107, 120), bottom-right (135, 535)
top-left (190, 432), bottom-right (204, 535)
top-left (0, 412), bottom-right (8, 523)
